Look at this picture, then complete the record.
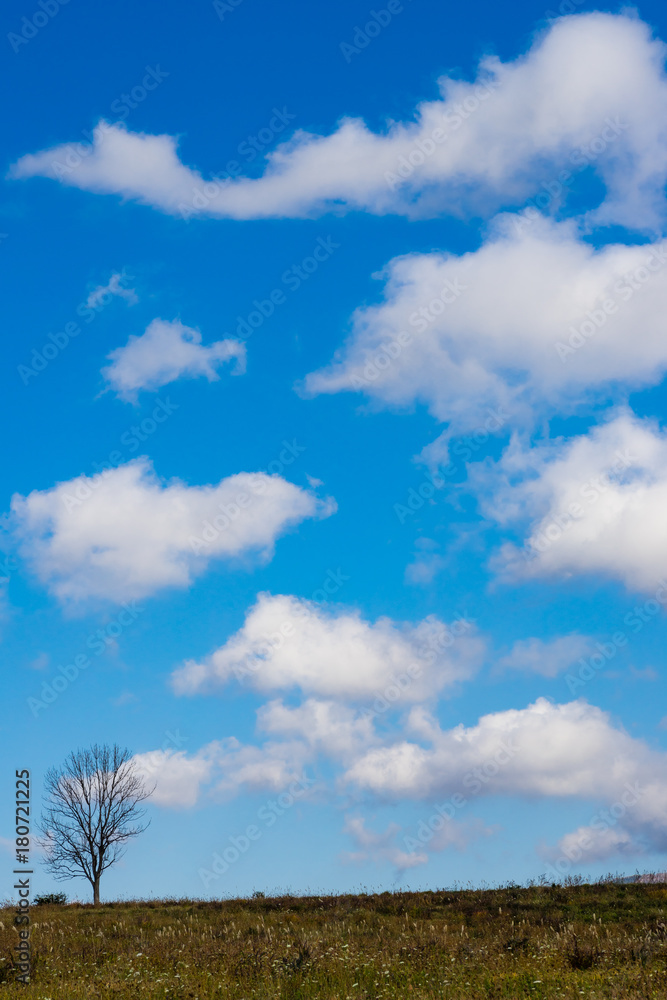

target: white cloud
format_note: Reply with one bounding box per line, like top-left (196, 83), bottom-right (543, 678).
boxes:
top-left (345, 697), bottom-right (667, 856)
top-left (133, 746), bottom-right (216, 809)
top-left (171, 592), bottom-right (484, 701)
top-left (476, 410), bottom-right (667, 593)
top-left (133, 738), bottom-right (315, 807)
top-left (552, 823), bottom-right (639, 865)
top-left (211, 737), bottom-right (311, 797)
top-left (10, 15), bottom-right (667, 228)
top-left (345, 698), bottom-right (635, 800)
top-left (304, 217), bottom-right (667, 434)
top-left (86, 271), bottom-right (137, 309)
top-left (102, 318), bottom-right (246, 401)
top-left (144, 694), bottom-right (667, 863)
top-left (10, 459), bottom-right (335, 604)
top-left (258, 698), bottom-right (377, 762)
top-left (497, 634), bottom-right (594, 677)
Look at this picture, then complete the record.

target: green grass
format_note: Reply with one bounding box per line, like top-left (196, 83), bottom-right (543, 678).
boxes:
top-left (2, 882), bottom-right (667, 997)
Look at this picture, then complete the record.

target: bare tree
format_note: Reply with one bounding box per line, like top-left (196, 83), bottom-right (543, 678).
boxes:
top-left (39, 743), bottom-right (153, 906)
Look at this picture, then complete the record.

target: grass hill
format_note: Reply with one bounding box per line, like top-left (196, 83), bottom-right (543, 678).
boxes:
top-left (2, 880), bottom-right (667, 997)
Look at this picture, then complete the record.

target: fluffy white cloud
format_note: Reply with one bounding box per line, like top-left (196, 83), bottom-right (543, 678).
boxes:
top-left (345, 698), bottom-right (635, 799)
top-left (345, 697), bottom-right (667, 857)
top-left (10, 15), bottom-right (667, 227)
top-left (476, 410), bottom-right (667, 592)
top-left (211, 737), bottom-right (311, 796)
top-left (171, 592), bottom-right (484, 700)
top-left (103, 318), bottom-right (246, 400)
top-left (138, 694), bottom-right (667, 864)
top-left (551, 824), bottom-right (638, 866)
top-left (10, 460), bottom-right (335, 603)
top-left (497, 634), bottom-right (594, 677)
top-left (133, 746), bottom-right (216, 809)
top-left (304, 217), bottom-right (667, 434)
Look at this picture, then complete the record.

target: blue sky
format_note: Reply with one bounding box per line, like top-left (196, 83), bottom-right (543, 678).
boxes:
top-left (4, 0), bottom-right (667, 901)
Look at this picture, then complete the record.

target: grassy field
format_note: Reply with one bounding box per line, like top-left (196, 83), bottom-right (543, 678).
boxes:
top-left (2, 882), bottom-right (667, 998)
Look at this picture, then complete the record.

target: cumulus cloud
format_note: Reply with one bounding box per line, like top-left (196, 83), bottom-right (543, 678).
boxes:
top-left (475, 410), bottom-right (667, 592)
top-left (551, 823), bottom-right (639, 866)
top-left (171, 592), bottom-right (484, 700)
top-left (102, 318), bottom-right (246, 400)
top-left (136, 700), bottom-right (376, 809)
top-left (345, 697), bottom-right (667, 857)
top-left (137, 694), bottom-right (667, 864)
top-left (10, 460), bottom-right (335, 604)
top-left (345, 698), bottom-right (631, 800)
top-left (304, 217), bottom-right (667, 434)
top-left (10, 15), bottom-right (667, 227)
top-left (497, 634), bottom-right (595, 677)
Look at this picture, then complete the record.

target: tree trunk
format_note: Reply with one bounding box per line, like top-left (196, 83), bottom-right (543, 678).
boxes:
top-left (93, 877), bottom-right (100, 907)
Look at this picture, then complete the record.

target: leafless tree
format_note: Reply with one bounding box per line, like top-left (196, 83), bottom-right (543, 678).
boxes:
top-left (39, 743), bottom-right (153, 906)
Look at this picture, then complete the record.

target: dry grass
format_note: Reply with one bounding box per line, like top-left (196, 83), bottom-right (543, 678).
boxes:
top-left (2, 882), bottom-right (667, 997)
